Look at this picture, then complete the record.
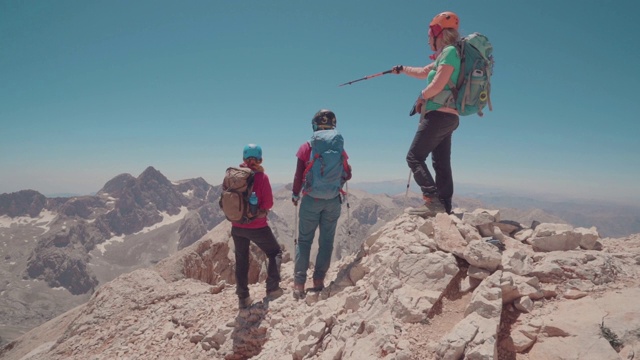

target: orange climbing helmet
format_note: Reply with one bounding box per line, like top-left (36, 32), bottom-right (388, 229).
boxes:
top-left (430, 11), bottom-right (459, 30)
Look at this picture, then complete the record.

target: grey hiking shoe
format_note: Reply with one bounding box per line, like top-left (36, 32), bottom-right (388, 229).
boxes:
top-left (406, 194), bottom-right (447, 218)
top-left (309, 278), bottom-right (324, 292)
top-left (485, 238), bottom-right (506, 252)
top-left (265, 287), bottom-right (284, 301)
top-left (238, 296), bottom-right (253, 309)
top-left (292, 283), bottom-right (306, 300)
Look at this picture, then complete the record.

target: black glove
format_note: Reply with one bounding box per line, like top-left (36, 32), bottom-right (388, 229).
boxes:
top-left (392, 65), bottom-right (404, 74)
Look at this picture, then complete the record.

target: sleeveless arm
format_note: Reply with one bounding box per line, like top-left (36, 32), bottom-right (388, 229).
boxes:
top-left (402, 64), bottom-right (434, 79)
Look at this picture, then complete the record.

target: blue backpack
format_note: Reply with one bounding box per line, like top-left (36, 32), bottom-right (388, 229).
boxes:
top-left (449, 33), bottom-right (494, 117)
top-left (302, 129), bottom-right (348, 199)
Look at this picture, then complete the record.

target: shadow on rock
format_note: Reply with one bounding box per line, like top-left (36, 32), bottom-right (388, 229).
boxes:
top-left (225, 301), bottom-right (270, 360)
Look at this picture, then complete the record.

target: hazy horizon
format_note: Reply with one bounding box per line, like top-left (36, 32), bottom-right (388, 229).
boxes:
top-left (6, 172), bottom-right (638, 209)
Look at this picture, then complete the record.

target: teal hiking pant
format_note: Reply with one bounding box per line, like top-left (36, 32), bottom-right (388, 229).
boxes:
top-left (294, 195), bottom-right (342, 285)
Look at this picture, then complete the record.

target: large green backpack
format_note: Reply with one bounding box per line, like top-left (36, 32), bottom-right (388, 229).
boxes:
top-left (449, 33), bottom-right (494, 117)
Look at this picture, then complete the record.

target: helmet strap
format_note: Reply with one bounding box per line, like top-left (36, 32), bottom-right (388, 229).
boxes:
top-left (428, 25), bottom-right (442, 53)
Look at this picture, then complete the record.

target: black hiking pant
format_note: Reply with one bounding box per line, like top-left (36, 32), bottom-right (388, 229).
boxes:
top-left (231, 226), bottom-right (282, 300)
top-left (406, 110), bottom-right (460, 212)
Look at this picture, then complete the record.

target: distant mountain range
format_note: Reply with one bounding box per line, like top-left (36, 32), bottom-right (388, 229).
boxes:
top-left (349, 180), bottom-right (640, 238)
top-left (1, 168), bottom-right (638, 347)
top-left (0, 167), bottom-right (422, 346)
top-left (3, 191), bottom-right (640, 360)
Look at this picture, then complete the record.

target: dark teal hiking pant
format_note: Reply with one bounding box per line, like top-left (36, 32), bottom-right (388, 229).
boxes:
top-left (406, 111), bottom-right (459, 213)
top-left (294, 195), bottom-right (342, 285)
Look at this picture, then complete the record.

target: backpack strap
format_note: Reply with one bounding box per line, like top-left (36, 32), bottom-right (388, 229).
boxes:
top-left (429, 43), bottom-right (463, 110)
top-left (243, 171), bottom-right (256, 220)
top-left (301, 153), bottom-right (319, 196)
top-left (487, 81), bottom-right (493, 112)
top-left (301, 150), bottom-right (350, 197)
top-left (339, 152), bottom-right (350, 196)
top-left (311, 137), bottom-right (327, 177)
top-left (449, 40), bottom-right (466, 104)
top-left (246, 171), bottom-right (255, 195)
top-left (447, 78), bottom-right (458, 108)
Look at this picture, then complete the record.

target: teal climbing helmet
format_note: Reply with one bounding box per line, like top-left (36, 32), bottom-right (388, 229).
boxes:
top-left (243, 144), bottom-right (262, 160)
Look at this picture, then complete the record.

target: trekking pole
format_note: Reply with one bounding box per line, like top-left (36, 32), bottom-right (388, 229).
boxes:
top-left (404, 169), bottom-right (412, 208)
top-left (338, 66), bottom-right (402, 87)
top-left (345, 182), bottom-right (351, 236)
top-left (294, 203), bottom-right (299, 246)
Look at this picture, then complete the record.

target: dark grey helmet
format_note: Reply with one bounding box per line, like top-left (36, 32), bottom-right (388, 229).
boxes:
top-left (312, 109), bottom-right (336, 131)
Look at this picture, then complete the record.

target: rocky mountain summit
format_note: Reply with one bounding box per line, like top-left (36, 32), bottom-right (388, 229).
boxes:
top-left (0, 167), bottom-right (226, 346)
top-left (3, 208), bottom-right (639, 360)
top-left (0, 190), bottom-right (48, 218)
top-left (16, 166), bottom-right (222, 295)
top-left (0, 168), bottom-right (418, 347)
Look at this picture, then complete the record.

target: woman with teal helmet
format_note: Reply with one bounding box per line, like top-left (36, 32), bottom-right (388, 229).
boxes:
top-left (243, 144), bottom-right (262, 161)
top-left (231, 143), bottom-right (283, 309)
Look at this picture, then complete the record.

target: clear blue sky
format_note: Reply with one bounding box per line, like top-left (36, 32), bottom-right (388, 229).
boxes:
top-left (1, 1), bottom-right (639, 204)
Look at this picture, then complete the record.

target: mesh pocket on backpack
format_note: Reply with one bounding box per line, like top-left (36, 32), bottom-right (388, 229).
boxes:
top-left (467, 69), bottom-right (486, 107)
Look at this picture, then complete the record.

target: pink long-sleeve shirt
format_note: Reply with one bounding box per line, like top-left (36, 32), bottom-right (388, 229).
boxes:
top-left (232, 167), bottom-right (273, 229)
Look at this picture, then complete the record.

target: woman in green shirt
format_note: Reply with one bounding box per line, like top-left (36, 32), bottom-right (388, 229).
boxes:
top-left (393, 11), bottom-right (461, 216)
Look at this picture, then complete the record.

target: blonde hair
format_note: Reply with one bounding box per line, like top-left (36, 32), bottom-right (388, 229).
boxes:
top-left (440, 28), bottom-right (460, 47)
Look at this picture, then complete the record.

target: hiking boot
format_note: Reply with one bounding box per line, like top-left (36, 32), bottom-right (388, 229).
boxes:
top-left (292, 283), bottom-right (306, 300)
top-left (485, 238), bottom-right (506, 252)
top-left (440, 197), bottom-right (453, 215)
top-left (265, 287), bottom-right (284, 301)
top-left (406, 194), bottom-right (446, 218)
top-left (310, 279), bottom-right (324, 292)
top-left (238, 296), bottom-right (253, 309)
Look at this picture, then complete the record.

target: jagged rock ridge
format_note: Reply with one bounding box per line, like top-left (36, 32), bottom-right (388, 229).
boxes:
top-left (0, 190), bottom-right (47, 218)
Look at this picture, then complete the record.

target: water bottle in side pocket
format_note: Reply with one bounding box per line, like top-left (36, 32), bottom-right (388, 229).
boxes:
top-left (249, 191), bottom-right (258, 216)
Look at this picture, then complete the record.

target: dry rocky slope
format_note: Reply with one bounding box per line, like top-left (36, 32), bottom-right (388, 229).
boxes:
top-left (0, 168), bottom-right (418, 346)
top-left (2, 208), bottom-right (640, 360)
top-left (0, 167), bottom-right (225, 344)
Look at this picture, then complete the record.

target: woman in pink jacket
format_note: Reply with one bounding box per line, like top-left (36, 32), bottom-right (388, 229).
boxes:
top-left (231, 144), bottom-right (283, 309)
